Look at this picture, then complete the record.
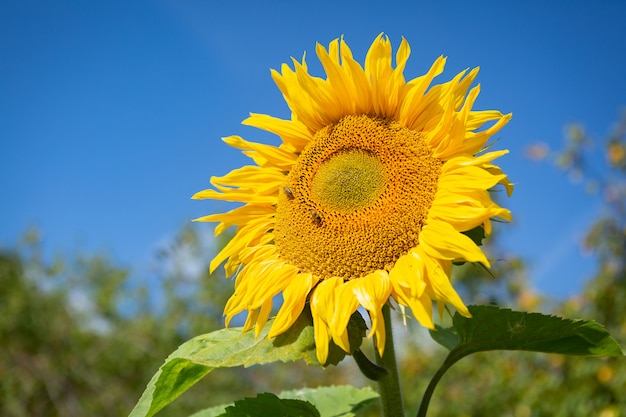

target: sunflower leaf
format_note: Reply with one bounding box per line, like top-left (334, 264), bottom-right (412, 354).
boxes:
top-left (216, 393), bottom-right (320, 417)
top-left (129, 312), bottom-right (318, 417)
top-left (189, 386), bottom-right (379, 417)
top-left (129, 309), bottom-right (368, 417)
top-left (277, 385), bottom-right (379, 417)
top-left (447, 305), bottom-right (624, 358)
top-left (429, 324), bottom-right (459, 351)
top-left (187, 404), bottom-right (227, 417)
top-left (461, 225), bottom-right (486, 247)
top-left (454, 226), bottom-right (486, 266)
top-left (419, 305), bottom-right (623, 416)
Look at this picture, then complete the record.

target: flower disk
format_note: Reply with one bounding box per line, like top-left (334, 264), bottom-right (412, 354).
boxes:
top-left (193, 35), bottom-right (514, 365)
top-left (276, 115), bottom-right (441, 281)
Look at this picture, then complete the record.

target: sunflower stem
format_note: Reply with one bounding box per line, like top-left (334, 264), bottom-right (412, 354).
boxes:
top-left (374, 305), bottom-right (405, 417)
top-left (415, 355), bottom-right (461, 417)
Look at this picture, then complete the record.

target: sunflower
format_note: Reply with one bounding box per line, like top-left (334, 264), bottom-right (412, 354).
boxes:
top-left (193, 35), bottom-right (513, 364)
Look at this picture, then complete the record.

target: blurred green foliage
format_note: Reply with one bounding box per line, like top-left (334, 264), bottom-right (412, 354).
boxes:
top-left (2, 112), bottom-right (625, 416)
top-left (0, 227), bottom-right (361, 417)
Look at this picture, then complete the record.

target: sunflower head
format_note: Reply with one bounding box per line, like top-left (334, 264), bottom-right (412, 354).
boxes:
top-left (193, 34), bottom-right (513, 365)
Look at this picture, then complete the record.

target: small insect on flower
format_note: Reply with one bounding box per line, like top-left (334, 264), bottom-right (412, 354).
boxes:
top-left (283, 186), bottom-right (295, 200)
top-left (309, 209), bottom-right (322, 225)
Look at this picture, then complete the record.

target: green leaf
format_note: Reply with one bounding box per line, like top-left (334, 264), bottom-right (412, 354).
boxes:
top-left (190, 386), bottom-right (379, 417)
top-left (448, 305), bottom-right (624, 357)
top-left (188, 404), bottom-right (227, 417)
top-left (428, 324), bottom-right (459, 351)
top-left (279, 385), bottom-right (379, 417)
top-left (129, 312), bottom-right (315, 417)
top-left (129, 309), bottom-right (367, 417)
top-left (455, 227), bottom-right (489, 267)
top-left (461, 226), bottom-right (486, 247)
top-left (419, 305), bottom-right (624, 417)
top-left (218, 393), bottom-right (320, 417)
top-left (129, 359), bottom-right (212, 417)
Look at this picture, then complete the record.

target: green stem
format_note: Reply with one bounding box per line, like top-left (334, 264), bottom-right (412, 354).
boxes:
top-left (415, 356), bottom-right (459, 417)
top-left (375, 305), bottom-right (405, 417)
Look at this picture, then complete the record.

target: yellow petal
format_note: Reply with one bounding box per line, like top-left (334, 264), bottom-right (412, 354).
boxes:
top-left (388, 253), bottom-right (435, 329)
top-left (420, 220), bottom-right (490, 267)
top-left (243, 113), bottom-right (312, 152)
top-left (223, 135), bottom-right (298, 170)
top-left (310, 277), bottom-right (343, 364)
top-left (353, 270), bottom-right (391, 355)
top-left (413, 248), bottom-right (470, 317)
top-left (255, 299), bottom-right (273, 337)
top-left (269, 273), bottom-right (318, 337)
top-left (328, 280), bottom-right (360, 353)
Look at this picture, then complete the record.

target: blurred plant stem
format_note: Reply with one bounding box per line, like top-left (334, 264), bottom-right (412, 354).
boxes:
top-left (375, 305), bottom-right (405, 417)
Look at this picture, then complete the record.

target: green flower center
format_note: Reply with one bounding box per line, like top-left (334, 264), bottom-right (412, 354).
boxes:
top-left (311, 149), bottom-right (386, 212)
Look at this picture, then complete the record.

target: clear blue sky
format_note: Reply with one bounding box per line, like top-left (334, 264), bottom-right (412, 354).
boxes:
top-left (2, 1), bottom-right (625, 299)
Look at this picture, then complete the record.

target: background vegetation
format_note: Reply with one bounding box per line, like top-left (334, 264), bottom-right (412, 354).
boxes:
top-left (2, 114), bottom-right (625, 416)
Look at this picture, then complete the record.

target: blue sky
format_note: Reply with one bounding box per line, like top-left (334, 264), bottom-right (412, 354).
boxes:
top-left (2, 0), bottom-right (625, 299)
